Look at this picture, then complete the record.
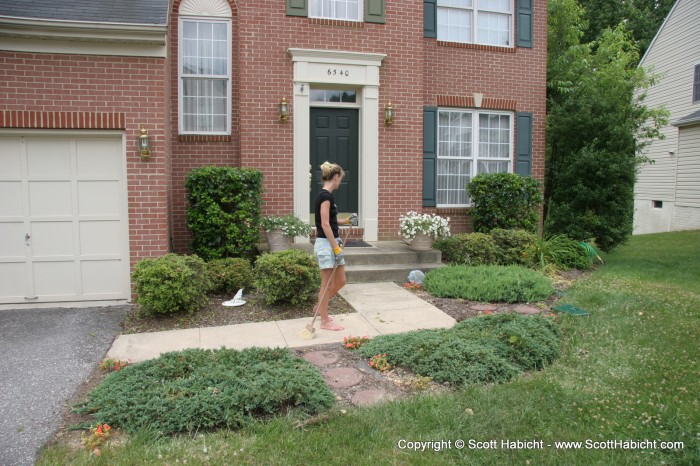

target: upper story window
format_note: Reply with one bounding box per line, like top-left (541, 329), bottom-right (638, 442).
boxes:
top-left (437, 0), bottom-right (513, 47)
top-left (693, 64), bottom-right (700, 103)
top-left (178, 0), bottom-right (232, 135)
top-left (310, 0), bottom-right (362, 21)
top-left (437, 109), bottom-right (512, 206)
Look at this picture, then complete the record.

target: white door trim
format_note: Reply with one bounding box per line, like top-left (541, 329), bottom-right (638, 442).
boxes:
top-left (288, 48), bottom-right (385, 241)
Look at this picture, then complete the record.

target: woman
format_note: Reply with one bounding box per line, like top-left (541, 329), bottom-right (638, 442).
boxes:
top-left (313, 161), bottom-right (351, 331)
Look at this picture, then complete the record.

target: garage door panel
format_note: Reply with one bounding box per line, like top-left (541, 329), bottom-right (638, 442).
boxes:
top-left (31, 221), bottom-right (74, 257)
top-left (0, 263), bottom-right (27, 299)
top-left (0, 222), bottom-right (26, 258)
top-left (0, 139), bottom-right (22, 178)
top-left (0, 182), bottom-right (23, 217)
top-left (27, 140), bottom-right (71, 178)
top-left (78, 181), bottom-right (120, 216)
top-left (82, 260), bottom-right (123, 295)
top-left (79, 221), bottom-right (121, 256)
top-left (76, 139), bottom-right (121, 178)
top-left (33, 261), bottom-right (76, 296)
top-left (29, 181), bottom-right (72, 217)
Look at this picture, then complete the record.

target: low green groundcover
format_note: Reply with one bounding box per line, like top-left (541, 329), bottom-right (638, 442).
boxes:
top-left (357, 314), bottom-right (561, 386)
top-left (74, 347), bottom-right (334, 435)
top-left (424, 265), bottom-right (553, 303)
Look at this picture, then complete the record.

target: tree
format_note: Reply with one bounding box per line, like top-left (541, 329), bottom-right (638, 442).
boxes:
top-left (545, 0), bottom-right (668, 251)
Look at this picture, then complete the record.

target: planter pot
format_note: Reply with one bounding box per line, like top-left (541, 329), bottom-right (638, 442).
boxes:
top-left (266, 229), bottom-right (292, 252)
top-left (408, 232), bottom-right (434, 251)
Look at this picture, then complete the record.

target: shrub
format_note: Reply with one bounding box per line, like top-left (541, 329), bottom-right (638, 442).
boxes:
top-left (255, 249), bottom-right (320, 305)
top-left (490, 229), bottom-right (538, 266)
top-left (530, 234), bottom-right (593, 270)
top-left (424, 265), bottom-right (553, 303)
top-left (185, 166), bottom-right (263, 260)
top-left (467, 172), bottom-right (543, 233)
top-left (74, 347), bottom-right (334, 435)
top-left (433, 233), bottom-right (496, 265)
top-left (208, 258), bottom-right (256, 294)
top-left (132, 254), bottom-right (211, 315)
top-left (357, 314), bottom-right (561, 386)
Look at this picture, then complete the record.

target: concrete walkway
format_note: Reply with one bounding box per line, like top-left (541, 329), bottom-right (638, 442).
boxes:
top-left (107, 282), bottom-right (456, 363)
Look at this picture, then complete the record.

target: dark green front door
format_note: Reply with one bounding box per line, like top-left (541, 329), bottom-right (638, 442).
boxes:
top-left (310, 108), bottom-right (359, 215)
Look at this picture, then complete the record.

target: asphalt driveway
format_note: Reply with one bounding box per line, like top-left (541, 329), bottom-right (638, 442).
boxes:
top-left (0, 305), bottom-right (128, 466)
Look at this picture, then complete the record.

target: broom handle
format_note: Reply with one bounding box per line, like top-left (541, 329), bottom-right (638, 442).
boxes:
top-left (309, 227), bottom-right (351, 326)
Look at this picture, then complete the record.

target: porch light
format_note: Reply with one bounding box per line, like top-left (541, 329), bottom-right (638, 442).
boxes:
top-left (473, 92), bottom-right (483, 108)
top-left (138, 127), bottom-right (151, 160)
top-left (279, 97), bottom-right (289, 123)
top-left (384, 102), bottom-right (395, 126)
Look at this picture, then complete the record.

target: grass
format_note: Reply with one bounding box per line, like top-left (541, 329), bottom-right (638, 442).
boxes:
top-left (38, 231), bottom-right (700, 465)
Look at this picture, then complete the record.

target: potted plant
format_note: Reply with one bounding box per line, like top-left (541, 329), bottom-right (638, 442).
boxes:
top-left (398, 211), bottom-right (451, 251)
top-left (261, 214), bottom-right (312, 252)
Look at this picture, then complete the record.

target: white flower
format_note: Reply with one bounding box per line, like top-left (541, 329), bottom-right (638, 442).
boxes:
top-left (398, 211), bottom-right (451, 241)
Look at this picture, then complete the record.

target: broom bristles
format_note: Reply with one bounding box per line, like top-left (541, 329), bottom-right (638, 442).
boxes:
top-left (299, 325), bottom-right (316, 340)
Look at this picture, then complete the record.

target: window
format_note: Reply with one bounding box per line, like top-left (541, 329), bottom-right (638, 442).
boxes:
top-left (437, 109), bottom-right (512, 206)
top-left (653, 200), bottom-right (663, 209)
top-left (693, 64), bottom-right (700, 103)
top-left (179, 18), bottom-right (231, 134)
top-left (310, 89), bottom-right (357, 103)
top-left (310, 0), bottom-right (362, 21)
top-left (437, 0), bottom-right (513, 46)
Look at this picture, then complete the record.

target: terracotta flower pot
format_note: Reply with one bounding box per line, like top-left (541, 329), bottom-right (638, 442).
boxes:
top-left (408, 232), bottom-right (433, 251)
top-left (266, 229), bottom-right (292, 252)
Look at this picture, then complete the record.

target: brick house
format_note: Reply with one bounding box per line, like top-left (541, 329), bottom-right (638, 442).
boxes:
top-left (0, 0), bottom-right (546, 305)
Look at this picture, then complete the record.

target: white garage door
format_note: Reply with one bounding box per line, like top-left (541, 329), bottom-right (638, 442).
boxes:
top-left (0, 133), bottom-right (130, 304)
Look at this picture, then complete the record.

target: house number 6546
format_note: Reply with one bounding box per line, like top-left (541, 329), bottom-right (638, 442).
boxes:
top-left (327, 69), bottom-right (349, 77)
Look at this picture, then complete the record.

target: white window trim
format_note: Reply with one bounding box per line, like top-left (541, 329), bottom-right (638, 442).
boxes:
top-left (436, 108), bottom-right (514, 208)
top-left (436, 0), bottom-right (514, 48)
top-left (178, 16), bottom-right (232, 136)
top-left (309, 0), bottom-right (364, 22)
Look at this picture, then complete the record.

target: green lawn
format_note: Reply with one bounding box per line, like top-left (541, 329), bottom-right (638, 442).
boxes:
top-left (39, 231), bottom-right (700, 465)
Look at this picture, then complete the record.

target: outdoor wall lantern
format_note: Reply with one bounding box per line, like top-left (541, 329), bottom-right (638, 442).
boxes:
top-left (473, 92), bottom-right (484, 108)
top-left (138, 127), bottom-right (151, 160)
top-left (384, 102), bottom-right (395, 126)
top-left (279, 97), bottom-right (289, 123)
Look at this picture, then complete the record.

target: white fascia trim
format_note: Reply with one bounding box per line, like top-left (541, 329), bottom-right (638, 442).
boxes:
top-left (638, 0), bottom-right (680, 67)
top-left (288, 48), bottom-right (386, 67)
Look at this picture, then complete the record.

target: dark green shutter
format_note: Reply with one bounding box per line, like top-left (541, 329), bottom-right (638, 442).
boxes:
top-left (424, 0), bottom-right (437, 38)
top-left (423, 107), bottom-right (438, 206)
top-left (516, 0), bottom-right (533, 48)
top-left (515, 112), bottom-right (533, 176)
top-left (287, 0), bottom-right (308, 17)
top-left (365, 0), bottom-right (385, 23)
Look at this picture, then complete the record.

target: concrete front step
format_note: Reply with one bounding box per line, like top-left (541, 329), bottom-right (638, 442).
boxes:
top-left (345, 262), bottom-right (444, 283)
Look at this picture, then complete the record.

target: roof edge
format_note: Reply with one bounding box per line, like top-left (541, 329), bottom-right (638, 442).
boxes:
top-left (639, 0), bottom-right (680, 67)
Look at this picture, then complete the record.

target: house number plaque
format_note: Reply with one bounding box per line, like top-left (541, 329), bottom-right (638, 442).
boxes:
top-left (327, 68), bottom-right (350, 77)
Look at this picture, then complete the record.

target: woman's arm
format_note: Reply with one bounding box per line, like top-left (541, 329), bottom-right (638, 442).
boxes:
top-left (319, 200), bottom-right (339, 250)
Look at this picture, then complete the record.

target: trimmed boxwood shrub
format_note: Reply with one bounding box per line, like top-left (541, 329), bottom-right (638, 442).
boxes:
top-left (74, 347), bottom-right (335, 435)
top-left (255, 249), bottom-right (320, 305)
top-left (208, 258), bottom-right (255, 294)
top-left (434, 232), bottom-right (496, 265)
top-left (185, 166), bottom-right (263, 260)
top-left (132, 254), bottom-right (211, 315)
top-left (490, 228), bottom-right (538, 266)
top-left (467, 172), bottom-right (543, 233)
top-left (358, 314), bottom-right (561, 386)
top-left (424, 265), bottom-right (553, 303)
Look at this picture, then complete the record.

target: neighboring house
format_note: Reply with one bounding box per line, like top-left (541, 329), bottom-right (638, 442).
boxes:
top-left (0, 0), bottom-right (546, 305)
top-left (634, 0), bottom-right (700, 234)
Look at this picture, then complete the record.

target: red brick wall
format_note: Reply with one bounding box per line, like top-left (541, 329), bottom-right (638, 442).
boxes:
top-left (0, 51), bottom-right (170, 267)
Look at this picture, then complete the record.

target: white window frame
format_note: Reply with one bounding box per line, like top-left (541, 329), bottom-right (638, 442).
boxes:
top-left (437, 0), bottom-right (514, 48)
top-left (309, 0), bottom-right (363, 22)
top-left (436, 108), bottom-right (513, 208)
top-left (178, 17), bottom-right (232, 135)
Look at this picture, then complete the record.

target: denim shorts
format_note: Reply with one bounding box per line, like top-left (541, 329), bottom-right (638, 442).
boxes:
top-left (314, 237), bottom-right (345, 270)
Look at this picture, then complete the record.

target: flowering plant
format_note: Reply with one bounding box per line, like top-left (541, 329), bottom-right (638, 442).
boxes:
top-left (369, 353), bottom-right (391, 372)
top-left (99, 358), bottom-right (129, 372)
top-left (261, 214), bottom-right (312, 237)
top-left (81, 423), bottom-right (111, 456)
top-left (344, 335), bottom-right (370, 350)
top-left (403, 281), bottom-right (423, 291)
top-left (398, 211), bottom-right (450, 241)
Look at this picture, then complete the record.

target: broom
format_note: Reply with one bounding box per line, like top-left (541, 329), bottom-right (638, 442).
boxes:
top-left (299, 226), bottom-right (351, 340)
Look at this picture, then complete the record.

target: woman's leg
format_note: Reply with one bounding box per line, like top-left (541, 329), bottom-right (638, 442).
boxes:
top-left (319, 266), bottom-right (345, 331)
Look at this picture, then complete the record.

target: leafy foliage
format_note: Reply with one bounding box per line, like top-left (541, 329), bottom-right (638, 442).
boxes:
top-left (208, 258), bottom-right (256, 294)
top-left (132, 254), bottom-right (211, 315)
top-left (255, 249), bottom-right (320, 305)
top-left (74, 348), bottom-right (334, 435)
top-left (424, 265), bottom-right (553, 303)
top-left (433, 232), bottom-right (496, 266)
top-left (357, 314), bottom-right (561, 386)
top-left (467, 173), bottom-right (543, 233)
top-left (185, 166), bottom-right (263, 260)
top-left (546, 1), bottom-right (668, 251)
top-left (490, 229), bottom-right (538, 266)
top-left (531, 234), bottom-right (593, 271)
